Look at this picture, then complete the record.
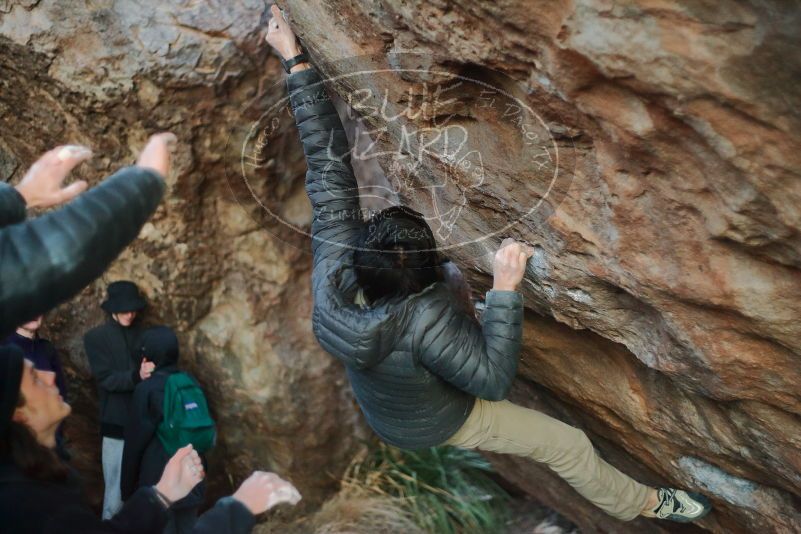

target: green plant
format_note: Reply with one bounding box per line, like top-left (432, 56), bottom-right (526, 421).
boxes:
top-left (344, 442), bottom-right (511, 534)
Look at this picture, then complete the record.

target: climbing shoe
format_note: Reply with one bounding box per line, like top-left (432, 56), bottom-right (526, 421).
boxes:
top-left (651, 488), bottom-right (712, 522)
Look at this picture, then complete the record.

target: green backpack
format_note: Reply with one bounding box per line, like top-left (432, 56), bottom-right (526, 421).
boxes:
top-left (157, 372), bottom-right (217, 456)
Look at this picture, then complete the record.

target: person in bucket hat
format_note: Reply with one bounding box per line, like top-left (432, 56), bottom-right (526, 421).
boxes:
top-left (85, 280), bottom-right (155, 519)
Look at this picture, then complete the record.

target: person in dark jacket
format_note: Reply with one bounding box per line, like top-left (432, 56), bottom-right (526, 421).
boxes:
top-left (85, 280), bottom-right (154, 519)
top-left (0, 134), bottom-right (175, 337)
top-left (4, 315), bottom-right (68, 448)
top-left (122, 326), bottom-right (205, 534)
top-left (0, 344), bottom-right (299, 534)
top-left (266, 7), bottom-right (711, 525)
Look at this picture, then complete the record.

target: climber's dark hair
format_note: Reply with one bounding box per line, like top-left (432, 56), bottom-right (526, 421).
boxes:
top-left (354, 206), bottom-right (445, 302)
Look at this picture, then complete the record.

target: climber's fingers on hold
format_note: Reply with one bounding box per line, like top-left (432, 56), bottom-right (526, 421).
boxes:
top-left (500, 237), bottom-right (516, 249)
top-left (269, 5), bottom-right (289, 31)
top-left (523, 244), bottom-right (535, 258)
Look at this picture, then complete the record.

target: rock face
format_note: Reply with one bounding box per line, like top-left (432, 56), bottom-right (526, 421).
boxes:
top-left (0, 0), bottom-right (366, 510)
top-left (273, 1), bottom-right (800, 532)
top-left (1, 1), bottom-right (800, 532)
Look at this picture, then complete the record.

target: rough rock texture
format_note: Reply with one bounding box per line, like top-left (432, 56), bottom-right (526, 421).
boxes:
top-left (275, 1), bottom-right (801, 532)
top-left (2, 1), bottom-right (801, 533)
top-left (0, 0), bottom-right (366, 511)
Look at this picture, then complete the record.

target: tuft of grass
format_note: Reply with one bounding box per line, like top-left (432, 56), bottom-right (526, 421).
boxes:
top-left (305, 489), bottom-right (424, 534)
top-left (271, 443), bottom-right (511, 534)
top-left (342, 442), bottom-right (511, 534)
top-left (260, 483), bottom-right (421, 534)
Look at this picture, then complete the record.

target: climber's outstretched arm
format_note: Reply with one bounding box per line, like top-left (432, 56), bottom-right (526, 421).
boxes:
top-left (266, 6), bottom-right (362, 269)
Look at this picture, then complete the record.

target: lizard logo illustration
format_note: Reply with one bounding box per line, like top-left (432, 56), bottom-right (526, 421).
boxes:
top-left (320, 115), bottom-right (487, 241)
top-left (233, 53), bottom-right (573, 258)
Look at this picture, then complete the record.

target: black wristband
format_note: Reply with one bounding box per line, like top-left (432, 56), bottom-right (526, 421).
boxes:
top-left (152, 486), bottom-right (172, 509)
top-left (281, 52), bottom-right (309, 73)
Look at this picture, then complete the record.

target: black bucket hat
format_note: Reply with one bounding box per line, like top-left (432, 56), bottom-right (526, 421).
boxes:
top-left (101, 281), bottom-right (147, 314)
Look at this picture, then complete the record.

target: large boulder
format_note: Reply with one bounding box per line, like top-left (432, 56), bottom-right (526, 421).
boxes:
top-left (274, 0), bottom-right (801, 532)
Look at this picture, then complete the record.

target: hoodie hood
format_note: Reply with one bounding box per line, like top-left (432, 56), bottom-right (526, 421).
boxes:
top-left (313, 264), bottom-right (436, 370)
top-left (139, 326), bottom-right (179, 369)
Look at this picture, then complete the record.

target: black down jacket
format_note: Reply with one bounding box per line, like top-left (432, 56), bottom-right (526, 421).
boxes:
top-left (288, 67), bottom-right (524, 449)
top-left (0, 166), bottom-right (165, 336)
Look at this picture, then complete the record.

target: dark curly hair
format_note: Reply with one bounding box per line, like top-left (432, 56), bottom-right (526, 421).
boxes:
top-left (353, 206), bottom-right (446, 302)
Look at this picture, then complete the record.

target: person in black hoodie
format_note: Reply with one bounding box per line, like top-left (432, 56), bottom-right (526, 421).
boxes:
top-left (122, 326), bottom-right (204, 534)
top-left (85, 280), bottom-right (155, 519)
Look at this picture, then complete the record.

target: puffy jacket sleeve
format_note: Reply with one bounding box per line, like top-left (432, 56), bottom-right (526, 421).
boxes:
top-left (287, 67), bottom-right (362, 270)
top-left (415, 289), bottom-right (523, 401)
top-left (192, 496), bottom-right (255, 534)
top-left (84, 329), bottom-right (139, 393)
top-left (0, 183), bottom-right (26, 228)
top-left (0, 166), bottom-right (165, 334)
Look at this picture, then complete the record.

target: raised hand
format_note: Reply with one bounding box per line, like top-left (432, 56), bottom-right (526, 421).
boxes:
top-left (265, 5), bottom-right (302, 60)
top-left (136, 132), bottom-right (177, 178)
top-left (16, 133), bottom-right (176, 210)
top-left (154, 444), bottom-right (205, 504)
top-left (15, 145), bottom-right (92, 209)
top-left (232, 471), bottom-right (301, 515)
top-left (492, 238), bottom-right (534, 292)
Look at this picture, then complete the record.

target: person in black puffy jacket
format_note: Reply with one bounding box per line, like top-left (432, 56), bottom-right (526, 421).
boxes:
top-left (0, 133), bottom-right (172, 520)
top-left (265, 6), bottom-right (711, 524)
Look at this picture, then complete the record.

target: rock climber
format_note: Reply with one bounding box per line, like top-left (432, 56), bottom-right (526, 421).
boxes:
top-left (266, 5), bottom-right (711, 524)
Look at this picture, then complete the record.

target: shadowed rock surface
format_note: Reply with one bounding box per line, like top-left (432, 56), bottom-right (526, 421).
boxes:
top-left (1, 1), bottom-right (800, 532)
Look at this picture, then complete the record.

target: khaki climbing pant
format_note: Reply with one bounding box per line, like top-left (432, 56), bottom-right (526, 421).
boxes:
top-left (444, 398), bottom-right (652, 521)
